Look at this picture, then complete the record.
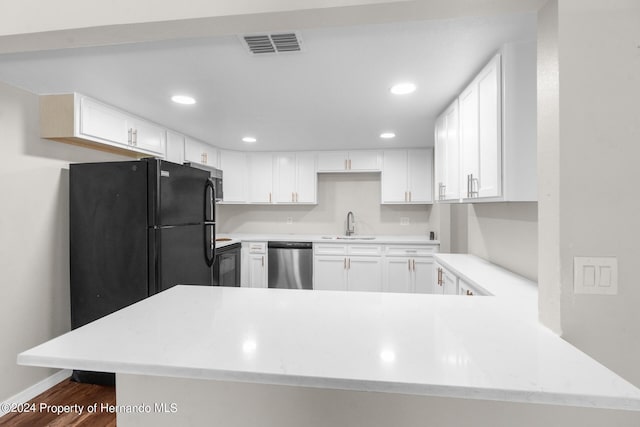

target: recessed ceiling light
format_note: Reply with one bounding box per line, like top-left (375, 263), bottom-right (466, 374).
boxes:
top-left (171, 95), bottom-right (196, 105)
top-left (380, 132), bottom-right (396, 139)
top-left (242, 136), bottom-right (257, 143)
top-left (390, 83), bottom-right (416, 95)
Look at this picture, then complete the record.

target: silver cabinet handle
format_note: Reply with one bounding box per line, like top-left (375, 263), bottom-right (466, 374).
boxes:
top-left (128, 128), bottom-right (133, 145)
top-left (472, 177), bottom-right (479, 197)
top-left (132, 129), bottom-right (138, 146)
top-left (412, 259), bottom-right (416, 271)
top-left (408, 259), bottom-right (411, 271)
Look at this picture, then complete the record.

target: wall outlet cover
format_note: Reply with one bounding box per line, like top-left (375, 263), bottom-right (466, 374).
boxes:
top-left (286, 217), bottom-right (293, 224)
top-left (400, 217), bottom-right (410, 226)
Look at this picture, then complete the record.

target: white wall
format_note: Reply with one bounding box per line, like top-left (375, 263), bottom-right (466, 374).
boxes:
top-left (467, 203), bottom-right (538, 281)
top-left (0, 81), bottom-right (126, 402)
top-left (538, 0), bottom-right (640, 387)
top-left (218, 173), bottom-right (435, 236)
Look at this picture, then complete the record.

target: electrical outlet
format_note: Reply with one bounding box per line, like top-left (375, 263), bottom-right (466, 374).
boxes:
top-left (286, 217), bottom-right (293, 225)
top-left (400, 217), bottom-right (410, 226)
top-left (574, 257), bottom-right (618, 295)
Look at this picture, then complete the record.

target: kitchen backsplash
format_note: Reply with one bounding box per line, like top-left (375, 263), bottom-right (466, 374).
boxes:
top-left (217, 173), bottom-right (435, 236)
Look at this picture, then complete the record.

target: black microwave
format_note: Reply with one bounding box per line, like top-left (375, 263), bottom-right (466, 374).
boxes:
top-left (185, 162), bottom-right (223, 202)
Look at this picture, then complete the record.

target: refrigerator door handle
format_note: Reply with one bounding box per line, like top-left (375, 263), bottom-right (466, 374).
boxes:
top-left (204, 179), bottom-right (216, 267)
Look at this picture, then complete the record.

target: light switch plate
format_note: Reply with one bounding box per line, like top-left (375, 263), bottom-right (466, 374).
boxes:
top-left (573, 257), bottom-right (618, 295)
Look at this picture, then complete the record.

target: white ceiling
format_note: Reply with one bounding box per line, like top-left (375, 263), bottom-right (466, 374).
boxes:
top-left (0, 12), bottom-right (535, 152)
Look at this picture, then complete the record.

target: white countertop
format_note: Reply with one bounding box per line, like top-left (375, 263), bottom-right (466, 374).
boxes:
top-left (18, 285), bottom-right (640, 411)
top-left (435, 253), bottom-right (538, 299)
top-left (218, 233), bottom-right (440, 245)
top-left (215, 238), bottom-right (241, 249)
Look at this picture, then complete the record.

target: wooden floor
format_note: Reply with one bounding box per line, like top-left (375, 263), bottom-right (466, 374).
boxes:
top-left (0, 379), bottom-right (116, 427)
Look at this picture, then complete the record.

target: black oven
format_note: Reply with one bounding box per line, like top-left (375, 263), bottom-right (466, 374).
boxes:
top-left (213, 242), bottom-right (241, 287)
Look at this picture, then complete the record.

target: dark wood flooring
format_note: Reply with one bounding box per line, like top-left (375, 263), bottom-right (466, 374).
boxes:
top-left (0, 379), bottom-right (116, 427)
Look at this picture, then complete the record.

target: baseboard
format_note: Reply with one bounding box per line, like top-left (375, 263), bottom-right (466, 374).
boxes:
top-left (0, 369), bottom-right (71, 417)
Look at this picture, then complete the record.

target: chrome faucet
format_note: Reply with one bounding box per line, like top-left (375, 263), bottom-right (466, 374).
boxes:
top-left (346, 211), bottom-right (355, 236)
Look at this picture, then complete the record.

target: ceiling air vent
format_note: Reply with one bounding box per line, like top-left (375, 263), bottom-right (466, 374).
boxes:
top-left (242, 32), bottom-right (303, 55)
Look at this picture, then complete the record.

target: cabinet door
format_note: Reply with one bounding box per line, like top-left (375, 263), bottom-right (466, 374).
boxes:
top-left (219, 150), bottom-right (247, 203)
top-left (166, 131), bottom-right (185, 164)
top-left (247, 153), bottom-right (274, 203)
top-left (314, 256), bottom-right (347, 291)
top-left (443, 102), bottom-right (460, 200)
top-left (459, 82), bottom-right (479, 199)
top-left (79, 96), bottom-right (129, 146)
top-left (317, 151), bottom-right (348, 172)
top-left (413, 258), bottom-right (434, 294)
top-left (441, 267), bottom-right (458, 295)
top-left (295, 152), bottom-right (317, 203)
top-left (434, 114), bottom-right (447, 201)
top-left (248, 254), bottom-right (267, 288)
top-left (381, 150), bottom-right (408, 203)
top-left (383, 257), bottom-right (412, 293)
top-left (348, 257), bottom-right (383, 292)
top-left (274, 153), bottom-right (296, 203)
top-left (349, 151), bottom-right (381, 171)
top-left (407, 148), bottom-right (433, 203)
top-left (476, 55), bottom-right (502, 198)
top-left (184, 138), bottom-right (207, 165)
top-left (131, 119), bottom-right (166, 155)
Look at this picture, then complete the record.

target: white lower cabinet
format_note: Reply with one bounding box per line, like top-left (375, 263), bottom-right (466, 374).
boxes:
top-left (434, 262), bottom-right (459, 295)
top-left (242, 242), bottom-right (267, 288)
top-left (313, 256), bottom-right (347, 291)
top-left (314, 243), bottom-right (437, 293)
top-left (458, 278), bottom-right (488, 296)
top-left (313, 244), bottom-right (383, 292)
top-left (383, 245), bottom-right (435, 293)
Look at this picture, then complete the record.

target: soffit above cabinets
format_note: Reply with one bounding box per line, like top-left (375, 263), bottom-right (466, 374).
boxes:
top-left (0, 13), bottom-right (535, 152)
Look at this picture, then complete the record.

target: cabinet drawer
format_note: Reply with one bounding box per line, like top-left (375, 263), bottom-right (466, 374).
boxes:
top-left (314, 244), bottom-right (348, 256)
top-left (385, 245), bottom-right (436, 257)
top-left (247, 242), bottom-right (266, 254)
top-left (347, 245), bottom-right (382, 256)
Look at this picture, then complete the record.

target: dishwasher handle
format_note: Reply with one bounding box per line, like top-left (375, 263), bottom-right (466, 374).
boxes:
top-left (268, 241), bottom-right (312, 250)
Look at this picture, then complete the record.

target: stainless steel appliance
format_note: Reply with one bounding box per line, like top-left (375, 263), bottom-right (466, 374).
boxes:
top-left (214, 242), bottom-right (241, 287)
top-left (268, 242), bottom-right (313, 290)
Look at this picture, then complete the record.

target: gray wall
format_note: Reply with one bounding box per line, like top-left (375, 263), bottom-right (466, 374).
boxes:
top-left (218, 173), bottom-right (436, 237)
top-left (0, 81), bottom-right (126, 402)
top-left (538, 0), bottom-right (640, 387)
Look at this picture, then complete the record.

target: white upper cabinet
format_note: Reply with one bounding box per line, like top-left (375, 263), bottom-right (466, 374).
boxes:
top-left (219, 150), bottom-right (247, 203)
top-left (165, 131), bottom-right (185, 164)
top-left (381, 149), bottom-right (433, 204)
top-left (129, 118), bottom-right (166, 155)
top-left (40, 93), bottom-right (166, 157)
top-left (247, 153), bottom-right (274, 203)
top-left (435, 40), bottom-right (537, 203)
top-left (273, 152), bottom-right (317, 204)
top-left (184, 137), bottom-right (218, 167)
top-left (460, 54), bottom-right (502, 200)
top-left (79, 96), bottom-right (130, 146)
top-left (434, 100), bottom-right (460, 201)
top-left (317, 150), bottom-right (381, 172)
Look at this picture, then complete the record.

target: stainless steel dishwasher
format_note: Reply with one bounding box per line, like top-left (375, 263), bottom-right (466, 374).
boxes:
top-left (268, 241), bottom-right (313, 290)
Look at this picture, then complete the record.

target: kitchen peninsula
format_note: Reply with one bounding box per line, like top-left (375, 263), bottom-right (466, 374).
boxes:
top-left (18, 285), bottom-right (640, 426)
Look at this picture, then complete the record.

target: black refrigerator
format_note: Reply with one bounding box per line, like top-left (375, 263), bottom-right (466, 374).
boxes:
top-left (69, 158), bottom-right (216, 383)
